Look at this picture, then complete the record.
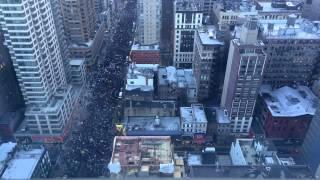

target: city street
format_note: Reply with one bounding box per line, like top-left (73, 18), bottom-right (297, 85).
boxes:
top-left (50, 0), bottom-right (136, 177)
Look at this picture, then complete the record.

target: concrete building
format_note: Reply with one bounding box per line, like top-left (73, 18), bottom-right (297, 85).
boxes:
top-left (259, 17), bottom-right (320, 87)
top-left (212, 0), bottom-right (302, 28)
top-left (158, 66), bottom-right (197, 102)
top-left (0, 0), bottom-right (79, 142)
top-left (50, 0), bottom-right (70, 78)
top-left (221, 17), bottom-right (267, 134)
top-left (215, 108), bottom-right (231, 144)
top-left (130, 44), bottom-right (160, 64)
top-left (302, 102), bottom-right (320, 178)
top-left (302, 0), bottom-right (320, 21)
top-left (257, 85), bottom-right (317, 140)
top-left (125, 63), bottom-right (155, 101)
top-left (174, 0), bottom-right (203, 68)
top-left (230, 138), bottom-right (278, 166)
top-left (193, 26), bottom-right (225, 100)
top-left (108, 136), bottom-right (174, 177)
top-left (136, 0), bottom-right (161, 45)
top-left (124, 100), bottom-right (177, 117)
top-left (69, 59), bottom-right (86, 85)
top-left (180, 104), bottom-right (208, 136)
top-left (0, 142), bottom-right (51, 179)
top-left (160, 0), bottom-right (174, 66)
top-left (60, 0), bottom-right (104, 65)
top-left (203, 0), bottom-right (217, 17)
top-left (124, 116), bottom-right (181, 136)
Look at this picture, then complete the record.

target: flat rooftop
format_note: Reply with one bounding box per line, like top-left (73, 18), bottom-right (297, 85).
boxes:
top-left (198, 26), bottom-right (224, 46)
top-left (131, 43), bottom-right (159, 51)
top-left (0, 142), bottom-right (17, 173)
top-left (175, 0), bottom-right (202, 12)
top-left (259, 18), bottom-right (320, 39)
top-left (109, 136), bottom-right (173, 174)
top-left (180, 104), bottom-right (207, 123)
top-left (126, 64), bottom-right (154, 91)
top-left (1, 148), bottom-right (45, 179)
top-left (158, 66), bottom-right (196, 88)
top-left (125, 116), bottom-right (181, 136)
top-left (260, 85), bottom-right (318, 117)
top-left (124, 100), bottom-right (176, 109)
top-left (69, 59), bottom-right (85, 66)
top-left (216, 108), bottom-right (231, 124)
top-left (256, 1), bottom-right (302, 13)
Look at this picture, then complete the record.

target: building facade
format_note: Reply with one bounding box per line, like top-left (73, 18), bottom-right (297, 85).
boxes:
top-left (302, 102), bottom-right (320, 178)
top-left (221, 18), bottom-right (267, 134)
top-left (137, 0), bottom-right (161, 45)
top-left (180, 104), bottom-right (208, 136)
top-left (193, 26), bottom-right (224, 100)
top-left (174, 0), bottom-right (203, 69)
top-left (257, 85), bottom-right (317, 141)
top-left (302, 0), bottom-right (320, 21)
top-left (160, 0), bottom-right (174, 66)
top-left (259, 17), bottom-right (320, 88)
top-left (158, 66), bottom-right (197, 103)
top-left (0, 0), bottom-right (78, 142)
top-left (130, 44), bottom-right (160, 64)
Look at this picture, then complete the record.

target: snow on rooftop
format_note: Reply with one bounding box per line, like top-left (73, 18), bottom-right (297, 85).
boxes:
top-left (126, 64), bottom-right (154, 91)
top-left (166, 66), bottom-right (177, 83)
top-left (0, 142), bottom-right (17, 172)
top-left (260, 85), bottom-right (318, 117)
top-left (180, 104), bottom-right (207, 123)
top-left (1, 149), bottom-right (44, 180)
top-left (188, 154), bottom-right (202, 166)
top-left (131, 43), bottom-right (159, 51)
top-left (259, 19), bottom-right (320, 39)
top-left (216, 108), bottom-right (231, 124)
top-left (69, 59), bottom-right (84, 66)
top-left (198, 27), bottom-right (224, 46)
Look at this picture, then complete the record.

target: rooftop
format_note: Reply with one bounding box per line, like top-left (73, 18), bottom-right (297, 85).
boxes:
top-left (259, 18), bottom-right (320, 39)
top-left (109, 136), bottom-right (173, 175)
top-left (124, 100), bottom-right (176, 109)
top-left (0, 142), bottom-right (17, 173)
top-left (197, 27), bottom-right (224, 46)
top-left (125, 116), bottom-right (181, 136)
top-left (180, 104), bottom-right (207, 123)
top-left (216, 108), bottom-right (231, 124)
top-left (175, 0), bottom-right (202, 12)
top-left (69, 59), bottom-right (85, 66)
top-left (126, 63), bottom-right (154, 91)
top-left (1, 148), bottom-right (45, 179)
top-left (255, 1), bottom-right (302, 13)
top-left (260, 85), bottom-right (318, 117)
top-left (158, 66), bottom-right (196, 89)
top-left (131, 43), bottom-right (159, 51)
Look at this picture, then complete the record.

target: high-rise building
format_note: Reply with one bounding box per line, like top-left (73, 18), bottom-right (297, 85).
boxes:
top-left (0, 0), bottom-right (77, 143)
top-left (221, 17), bottom-right (267, 134)
top-left (302, 102), bottom-right (320, 178)
top-left (136, 0), bottom-right (161, 45)
top-left (173, 0), bottom-right (203, 69)
top-left (50, 0), bottom-right (70, 80)
top-left (160, 0), bottom-right (174, 66)
top-left (302, 0), bottom-right (320, 21)
top-left (203, 0), bottom-right (216, 17)
top-left (193, 26), bottom-right (224, 101)
top-left (60, 0), bottom-right (105, 65)
top-left (259, 16), bottom-right (320, 88)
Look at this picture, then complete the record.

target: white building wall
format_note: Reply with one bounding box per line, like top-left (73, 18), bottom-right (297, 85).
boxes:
top-left (0, 0), bottom-right (67, 105)
top-left (173, 8), bottom-right (203, 68)
top-left (137, 0), bottom-right (161, 45)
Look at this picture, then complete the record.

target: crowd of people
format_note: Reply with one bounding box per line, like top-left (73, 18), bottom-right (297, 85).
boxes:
top-left (58, 0), bottom-right (136, 177)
